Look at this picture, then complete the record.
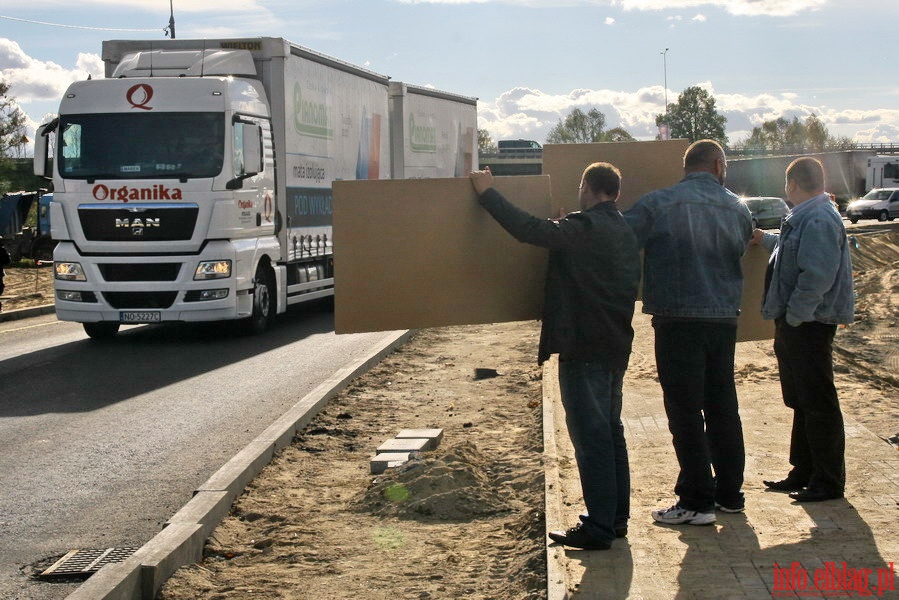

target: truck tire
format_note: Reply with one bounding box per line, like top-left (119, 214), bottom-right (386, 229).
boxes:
top-left (240, 263), bottom-right (275, 335)
top-left (849, 217), bottom-right (859, 224)
top-left (83, 322), bottom-right (121, 339)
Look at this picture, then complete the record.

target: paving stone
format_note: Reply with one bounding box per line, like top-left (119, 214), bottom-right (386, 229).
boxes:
top-left (370, 452), bottom-right (411, 474)
top-left (395, 428), bottom-right (444, 450)
top-left (376, 437), bottom-right (430, 453)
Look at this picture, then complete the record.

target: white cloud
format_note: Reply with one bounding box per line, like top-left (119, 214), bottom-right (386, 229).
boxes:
top-left (605, 17), bottom-right (616, 25)
top-left (612, 0), bottom-right (826, 17)
top-left (478, 81), bottom-right (899, 146)
top-left (0, 38), bottom-right (101, 102)
top-left (389, 0), bottom-right (826, 17)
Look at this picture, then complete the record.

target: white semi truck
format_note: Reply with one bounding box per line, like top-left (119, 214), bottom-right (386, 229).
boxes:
top-left (33, 37), bottom-right (477, 338)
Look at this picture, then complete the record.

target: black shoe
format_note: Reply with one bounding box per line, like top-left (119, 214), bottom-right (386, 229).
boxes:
top-left (548, 523), bottom-right (612, 550)
top-left (764, 478), bottom-right (807, 493)
top-left (789, 488), bottom-right (844, 503)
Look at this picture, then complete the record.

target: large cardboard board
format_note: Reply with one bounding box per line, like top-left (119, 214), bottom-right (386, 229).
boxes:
top-left (333, 176), bottom-right (551, 334)
top-left (333, 140), bottom-right (774, 341)
top-left (542, 140), bottom-right (689, 213)
top-left (738, 245), bottom-right (775, 342)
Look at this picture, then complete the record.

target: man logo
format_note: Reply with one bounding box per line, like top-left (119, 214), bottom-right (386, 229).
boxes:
top-left (116, 217), bottom-right (160, 235)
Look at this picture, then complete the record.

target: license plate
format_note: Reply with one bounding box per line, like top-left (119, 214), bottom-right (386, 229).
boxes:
top-left (120, 311), bottom-right (161, 323)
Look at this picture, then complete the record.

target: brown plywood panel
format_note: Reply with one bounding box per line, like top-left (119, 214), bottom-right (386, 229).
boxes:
top-left (738, 245), bottom-right (775, 342)
top-left (333, 176), bottom-right (551, 334)
top-left (542, 140), bottom-right (690, 214)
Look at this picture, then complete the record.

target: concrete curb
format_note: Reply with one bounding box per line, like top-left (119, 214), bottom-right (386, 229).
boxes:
top-left (0, 304), bottom-right (55, 322)
top-left (542, 356), bottom-right (569, 600)
top-left (64, 329), bottom-right (414, 600)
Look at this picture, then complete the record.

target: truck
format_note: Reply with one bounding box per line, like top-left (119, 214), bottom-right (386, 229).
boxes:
top-left (865, 155), bottom-right (899, 191)
top-left (0, 190), bottom-right (55, 263)
top-left (33, 37), bottom-right (477, 339)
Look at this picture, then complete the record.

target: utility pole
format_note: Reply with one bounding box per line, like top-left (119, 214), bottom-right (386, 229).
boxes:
top-left (166, 0), bottom-right (176, 38)
top-left (660, 47), bottom-right (669, 140)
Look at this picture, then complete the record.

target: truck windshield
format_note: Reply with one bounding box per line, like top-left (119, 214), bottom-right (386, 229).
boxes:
top-left (58, 113), bottom-right (225, 180)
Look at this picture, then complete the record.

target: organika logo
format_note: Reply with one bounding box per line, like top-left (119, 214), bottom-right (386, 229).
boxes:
top-left (293, 83), bottom-right (333, 139)
top-left (409, 114), bottom-right (436, 154)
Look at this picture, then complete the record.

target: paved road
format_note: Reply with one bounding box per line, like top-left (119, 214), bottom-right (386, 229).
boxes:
top-left (0, 303), bottom-right (403, 600)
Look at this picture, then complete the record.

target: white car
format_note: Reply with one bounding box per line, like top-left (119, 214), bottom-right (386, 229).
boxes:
top-left (846, 188), bottom-right (899, 223)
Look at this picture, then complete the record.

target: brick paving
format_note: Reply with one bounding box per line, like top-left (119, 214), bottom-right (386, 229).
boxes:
top-left (545, 311), bottom-right (899, 599)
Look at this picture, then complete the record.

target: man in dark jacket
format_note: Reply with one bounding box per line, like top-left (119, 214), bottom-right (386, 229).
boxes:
top-left (470, 163), bottom-right (640, 550)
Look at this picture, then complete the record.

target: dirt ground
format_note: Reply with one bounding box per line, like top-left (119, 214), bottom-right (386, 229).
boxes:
top-left (3, 229), bottom-right (896, 599)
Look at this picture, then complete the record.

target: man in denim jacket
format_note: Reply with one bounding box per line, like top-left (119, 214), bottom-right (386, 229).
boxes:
top-left (624, 140), bottom-right (753, 525)
top-left (754, 156), bottom-right (854, 502)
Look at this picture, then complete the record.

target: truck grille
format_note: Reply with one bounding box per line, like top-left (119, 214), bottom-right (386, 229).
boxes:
top-left (98, 263), bottom-right (182, 282)
top-left (102, 291), bottom-right (178, 309)
top-left (78, 205), bottom-right (198, 241)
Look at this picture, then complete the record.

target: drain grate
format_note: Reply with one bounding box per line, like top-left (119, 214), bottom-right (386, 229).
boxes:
top-left (39, 547), bottom-right (139, 580)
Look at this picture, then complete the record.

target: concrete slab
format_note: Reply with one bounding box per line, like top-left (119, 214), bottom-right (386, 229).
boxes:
top-left (133, 523), bottom-right (204, 600)
top-left (164, 491), bottom-right (232, 541)
top-left (396, 428), bottom-right (444, 450)
top-left (376, 437), bottom-right (430, 453)
top-left (63, 559), bottom-right (141, 600)
top-left (370, 452), bottom-right (412, 474)
top-left (195, 440), bottom-right (275, 502)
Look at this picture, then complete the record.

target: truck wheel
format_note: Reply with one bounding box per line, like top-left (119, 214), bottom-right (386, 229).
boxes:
top-left (241, 264), bottom-right (275, 334)
top-left (878, 210), bottom-right (889, 222)
top-left (83, 322), bottom-right (121, 339)
top-left (849, 217), bottom-right (858, 224)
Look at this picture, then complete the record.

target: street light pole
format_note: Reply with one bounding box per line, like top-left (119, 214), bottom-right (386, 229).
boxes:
top-left (660, 47), bottom-right (669, 140)
top-left (661, 47), bottom-right (669, 115)
top-left (167, 0), bottom-right (176, 38)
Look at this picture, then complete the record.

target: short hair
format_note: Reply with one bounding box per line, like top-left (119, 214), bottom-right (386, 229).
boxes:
top-left (582, 162), bottom-right (622, 197)
top-left (683, 139), bottom-right (725, 171)
top-left (786, 157), bottom-right (825, 193)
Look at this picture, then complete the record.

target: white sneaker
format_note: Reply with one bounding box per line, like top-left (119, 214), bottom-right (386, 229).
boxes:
top-left (651, 504), bottom-right (716, 525)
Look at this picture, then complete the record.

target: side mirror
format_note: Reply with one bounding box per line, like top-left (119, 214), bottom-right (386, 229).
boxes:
top-left (241, 123), bottom-right (262, 176)
top-left (226, 122), bottom-right (262, 190)
top-left (33, 120), bottom-right (56, 178)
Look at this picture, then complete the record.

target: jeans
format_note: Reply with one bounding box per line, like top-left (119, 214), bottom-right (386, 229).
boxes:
top-left (558, 360), bottom-right (630, 542)
top-left (773, 319), bottom-right (845, 493)
top-left (653, 320), bottom-right (745, 512)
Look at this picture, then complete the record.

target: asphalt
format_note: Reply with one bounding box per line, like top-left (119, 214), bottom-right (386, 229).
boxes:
top-left (543, 311), bottom-right (899, 599)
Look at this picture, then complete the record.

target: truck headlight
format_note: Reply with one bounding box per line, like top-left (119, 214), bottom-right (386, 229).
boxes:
top-left (55, 262), bottom-right (86, 281)
top-left (194, 260), bottom-right (232, 280)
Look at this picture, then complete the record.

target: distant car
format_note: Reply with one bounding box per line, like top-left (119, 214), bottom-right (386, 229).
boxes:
top-left (741, 196), bottom-right (789, 229)
top-left (845, 188), bottom-right (899, 223)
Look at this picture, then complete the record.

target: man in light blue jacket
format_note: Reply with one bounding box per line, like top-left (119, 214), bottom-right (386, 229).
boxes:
top-left (754, 156), bottom-right (854, 503)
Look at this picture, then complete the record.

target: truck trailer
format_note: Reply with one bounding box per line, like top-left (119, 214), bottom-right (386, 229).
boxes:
top-left (33, 37), bottom-right (477, 338)
top-left (865, 155), bottom-right (899, 192)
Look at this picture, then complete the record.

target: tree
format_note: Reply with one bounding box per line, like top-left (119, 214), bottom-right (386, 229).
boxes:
top-left (656, 86), bottom-right (727, 145)
top-left (0, 82), bottom-right (27, 159)
top-left (478, 129), bottom-right (496, 154)
top-left (546, 107), bottom-right (633, 144)
top-left (739, 114), bottom-right (836, 152)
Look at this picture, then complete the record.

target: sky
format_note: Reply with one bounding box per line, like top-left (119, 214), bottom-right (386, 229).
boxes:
top-left (2, 0), bottom-right (899, 154)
